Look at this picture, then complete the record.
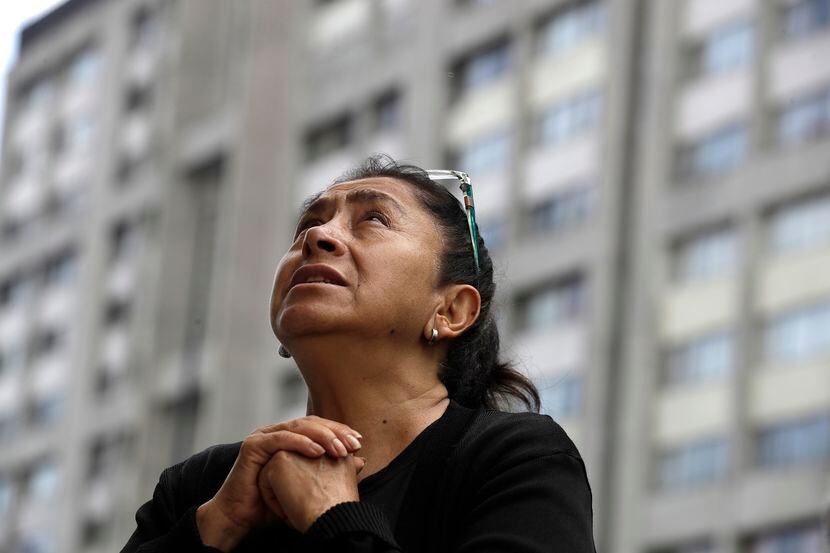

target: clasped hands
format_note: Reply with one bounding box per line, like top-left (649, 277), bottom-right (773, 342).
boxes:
top-left (196, 416), bottom-right (367, 552)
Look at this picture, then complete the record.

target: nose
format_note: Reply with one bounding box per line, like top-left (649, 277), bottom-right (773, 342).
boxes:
top-left (302, 224), bottom-right (346, 259)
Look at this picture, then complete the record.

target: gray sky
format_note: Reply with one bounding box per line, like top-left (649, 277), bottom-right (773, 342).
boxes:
top-left (0, 1), bottom-right (66, 155)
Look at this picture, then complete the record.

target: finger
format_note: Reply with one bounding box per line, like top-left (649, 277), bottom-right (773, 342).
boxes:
top-left (304, 416), bottom-right (364, 452)
top-left (257, 418), bottom-right (363, 456)
top-left (242, 430), bottom-right (326, 466)
top-left (257, 469), bottom-right (287, 520)
top-left (276, 420), bottom-right (356, 458)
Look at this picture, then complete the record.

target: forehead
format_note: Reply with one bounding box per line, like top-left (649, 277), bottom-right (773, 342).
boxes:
top-left (327, 177), bottom-right (416, 201)
top-left (302, 177), bottom-right (423, 215)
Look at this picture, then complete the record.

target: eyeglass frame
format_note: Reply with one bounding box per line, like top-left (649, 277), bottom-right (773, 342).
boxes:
top-left (425, 169), bottom-right (481, 273)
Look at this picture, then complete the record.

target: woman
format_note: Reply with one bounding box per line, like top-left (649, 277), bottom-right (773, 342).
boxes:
top-left (121, 155), bottom-right (596, 552)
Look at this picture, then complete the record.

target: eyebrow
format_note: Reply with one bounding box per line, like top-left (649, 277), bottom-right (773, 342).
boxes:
top-left (297, 188), bottom-right (406, 223)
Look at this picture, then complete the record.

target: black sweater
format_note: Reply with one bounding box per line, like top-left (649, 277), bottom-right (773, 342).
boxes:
top-left (121, 398), bottom-right (597, 552)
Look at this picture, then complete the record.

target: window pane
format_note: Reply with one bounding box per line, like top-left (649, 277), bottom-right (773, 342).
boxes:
top-left (453, 39), bottom-right (512, 97)
top-left (525, 184), bottom-right (597, 235)
top-left (536, 0), bottom-right (607, 56)
top-left (305, 114), bottom-right (352, 162)
top-left (452, 130), bottom-right (512, 178)
top-left (517, 276), bottom-right (586, 332)
top-left (677, 124), bottom-right (747, 181)
top-left (665, 331), bottom-right (734, 386)
top-left (782, 0), bottom-right (830, 40)
top-left (756, 413), bottom-right (830, 467)
top-left (673, 227), bottom-right (738, 282)
top-left (699, 20), bottom-right (753, 76)
top-left (656, 438), bottom-right (728, 490)
top-left (536, 89), bottom-right (602, 147)
top-left (763, 300), bottom-right (830, 363)
top-left (768, 193), bottom-right (830, 255)
top-left (778, 87), bottom-right (830, 147)
top-left (537, 373), bottom-right (582, 419)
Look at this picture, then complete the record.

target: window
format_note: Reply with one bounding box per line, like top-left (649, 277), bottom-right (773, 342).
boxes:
top-left (767, 193), bottom-right (830, 254)
top-left (0, 271), bottom-right (34, 309)
top-left (746, 521), bottom-right (825, 553)
top-left (763, 299), bottom-right (830, 364)
top-left (756, 413), bottom-right (830, 468)
top-left (525, 184), bottom-right (596, 235)
top-left (18, 534), bottom-right (55, 553)
top-left (43, 249), bottom-right (78, 287)
top-left (131, 5), bottom-right (161, 50)
top-left (103, 298), bottom-right (132, 326)
top-left (656, 438), bottom-right (728, 490)
top-left (69, 47), bottom-right (99, 85)
top-left (55, 116), bottom-right (94, 155)
top-left (371, 89), bottom-right (402, 133)
top-left (28, 460), bottom-right (59, 501)
top-left (537, 373), bottom-right (582, 419)
top-left (536, 0), bottom-right (607, 56)
top-left (672, 226), bottom-right (738, 282)
top-left (19, 77), bottom-right (55, 112)
top-left (676, 123), bottom-right (748, 181)
top-left (111, 218), bottom-right (142, 261)
top-left (87, 432), bottom-right (129, 480)
top-left (664, 330), bottom-right (734, 387)
top-left (0, 413), bottom-right (21, 441)
top-left (516, 276), bottom-right (586, 332)
top-left (0, 344), bottom-right (25, 378)
top-left (31, 328), bottom-right (63, 358)
top-left (535, 89), bottom-right (602, 147)
top-left (29, 394), bottom-right (64, 425)
top-left (125, 85), bottom-right (154, 112)
top-left (692, 20), bottom-right (754, 77)
top-left (781, 0), bottom-right (830, 41)
top-left (652, 539), bottom-right (715, 553)
top-left (304, 114), bottom-right (352, 162)
top-left (476, 216), bottom-right (506, 251)
top-left (0, 477), bottom-right (12, 515)
top-left (450, 129), bottom-right (512, 178)
top-left (451, 38), bottom-right (511, 98)
top-left (777, 86), bottom-right (830, 147)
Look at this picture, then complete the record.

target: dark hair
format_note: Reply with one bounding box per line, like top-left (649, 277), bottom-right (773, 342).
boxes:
top-left (331, 153), bottom-right (540, 413)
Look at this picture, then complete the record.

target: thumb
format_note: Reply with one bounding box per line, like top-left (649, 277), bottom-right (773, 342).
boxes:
top-left (355, 456), bottom-right (367, 473)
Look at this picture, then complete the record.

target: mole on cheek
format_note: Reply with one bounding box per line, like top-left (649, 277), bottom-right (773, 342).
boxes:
top-left (382, 419), bottom-right (387, 424)
top-left (389, 328), bottom-right (395, 334)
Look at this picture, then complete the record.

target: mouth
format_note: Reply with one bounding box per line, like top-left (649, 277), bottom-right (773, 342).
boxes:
top-left (288, 263), bottom-right (348, 291)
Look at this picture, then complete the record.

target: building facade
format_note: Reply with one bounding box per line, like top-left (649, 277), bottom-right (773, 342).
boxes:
top-left (0, 0), bottom-right (827, 552)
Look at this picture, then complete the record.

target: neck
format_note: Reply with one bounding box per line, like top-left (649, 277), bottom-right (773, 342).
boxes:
top-left (289, 334), bottom-right (450, 480)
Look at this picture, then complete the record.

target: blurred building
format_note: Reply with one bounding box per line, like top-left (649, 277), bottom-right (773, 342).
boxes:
top-left (0, 0), bottom-right (828, 552)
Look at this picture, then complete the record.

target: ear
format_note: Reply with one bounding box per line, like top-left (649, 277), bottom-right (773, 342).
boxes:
top-left (424, 284), bottom-right (481, 342)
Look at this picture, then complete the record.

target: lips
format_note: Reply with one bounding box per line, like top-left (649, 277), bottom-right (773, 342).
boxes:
top-left (288, 264), bottom-right (348, 291)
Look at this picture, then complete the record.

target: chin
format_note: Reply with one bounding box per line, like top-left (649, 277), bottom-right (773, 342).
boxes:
top-left (275, 303), bottom-right (342, 338)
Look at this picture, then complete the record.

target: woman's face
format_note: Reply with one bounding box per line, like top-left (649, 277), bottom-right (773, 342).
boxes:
top-left (270, 177), bottom-right (444, 345)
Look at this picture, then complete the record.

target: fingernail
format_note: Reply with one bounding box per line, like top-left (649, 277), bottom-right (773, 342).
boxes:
top-left (353, 431), bottom-right (363, 439)
top-left (345, 435), bottom-right (362, 450)
top-left (333, 438), bottom-right (348, 456)
top-left (310, 443), bottom-right (326, 455)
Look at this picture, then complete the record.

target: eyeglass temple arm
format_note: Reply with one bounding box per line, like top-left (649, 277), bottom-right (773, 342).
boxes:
top-left (426, 170), bottom-right (480, 272)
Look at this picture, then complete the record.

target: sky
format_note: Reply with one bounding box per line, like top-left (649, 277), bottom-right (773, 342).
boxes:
top-left (0, 1), bottom-right (66, 152)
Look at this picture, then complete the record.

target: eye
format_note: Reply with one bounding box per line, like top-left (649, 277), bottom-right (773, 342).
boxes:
top-left (363, 210), bottom-right (389, 225)
top-left (295, 218), bottom-right (321, 236)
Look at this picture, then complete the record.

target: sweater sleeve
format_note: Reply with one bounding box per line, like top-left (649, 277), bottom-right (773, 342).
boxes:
top-left (120, 460), bottom-right (224, 553)
top-left (303, 500), bottom-right (403, 551)
top-left (451, 451), bottom-right (596, 553)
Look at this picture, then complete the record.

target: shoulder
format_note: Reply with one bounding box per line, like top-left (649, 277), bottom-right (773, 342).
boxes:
top-left (457, 408), bottom-right (584, 472)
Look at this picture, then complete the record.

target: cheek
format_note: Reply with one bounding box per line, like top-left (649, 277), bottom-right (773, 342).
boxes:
top-left (271, 256), bottom-right (294, 308)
